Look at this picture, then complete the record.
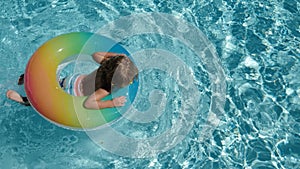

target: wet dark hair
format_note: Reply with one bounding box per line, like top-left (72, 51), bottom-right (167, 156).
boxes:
top-left (95, 55), bottom-right (138, 92)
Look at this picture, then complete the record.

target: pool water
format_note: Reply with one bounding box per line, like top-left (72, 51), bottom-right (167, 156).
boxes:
top-left (1, 0), bottom-right (300, 168)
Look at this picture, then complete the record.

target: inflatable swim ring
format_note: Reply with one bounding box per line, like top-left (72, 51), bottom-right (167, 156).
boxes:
top-left (24, 32), bottom-right (138, 130)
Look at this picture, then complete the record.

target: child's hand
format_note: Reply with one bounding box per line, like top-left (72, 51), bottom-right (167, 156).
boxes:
top-left (117, 53), bottom-right (127, 57)
top-left (112, 96), bottom-right (127, 107)
top-left (92, 52), bottom-right (126, 64)
top-left (101, 53), bottom-right (126, 63)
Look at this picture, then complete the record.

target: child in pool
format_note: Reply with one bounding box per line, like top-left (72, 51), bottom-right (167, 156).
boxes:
top-left (6, 52), bottom-right (138, 109)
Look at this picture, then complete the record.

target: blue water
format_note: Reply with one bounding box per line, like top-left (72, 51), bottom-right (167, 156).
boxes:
top-left (1, 0), bottom-right (300, 168)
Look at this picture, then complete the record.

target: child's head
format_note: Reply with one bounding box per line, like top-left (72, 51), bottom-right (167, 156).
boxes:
top-left (95, 55), bottom-right (138, 92)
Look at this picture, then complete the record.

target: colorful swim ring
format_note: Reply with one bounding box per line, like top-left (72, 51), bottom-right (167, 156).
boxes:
top-left (24, 32), bottom-right (138, 130)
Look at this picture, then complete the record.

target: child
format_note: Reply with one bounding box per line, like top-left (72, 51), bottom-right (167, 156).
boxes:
top-left (6, 52), bottom-right (138, 110)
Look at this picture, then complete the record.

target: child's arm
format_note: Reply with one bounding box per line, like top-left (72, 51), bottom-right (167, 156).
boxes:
top-left (92, 52), bottom-right (126, 64)
top-left (84, 88), bottom-right (127, 109)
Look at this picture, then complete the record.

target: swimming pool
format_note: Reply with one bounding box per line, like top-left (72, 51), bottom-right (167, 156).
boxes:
top-left (1, 0), bottom-right (299, 168)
